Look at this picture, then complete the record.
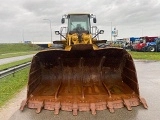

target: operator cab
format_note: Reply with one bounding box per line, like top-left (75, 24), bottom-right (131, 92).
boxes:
top-left (61, 14), bottom-right (96, 34)
top-left (55, 13), bottom-right (104, 42)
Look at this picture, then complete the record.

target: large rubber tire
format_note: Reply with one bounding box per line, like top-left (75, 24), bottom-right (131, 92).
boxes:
top-left (147, 46), bottom-right (155, 52)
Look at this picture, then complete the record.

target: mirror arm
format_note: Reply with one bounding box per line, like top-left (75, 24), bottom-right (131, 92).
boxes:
top-left (55, 31), bottom-right (67, 40)
top-left (59, 32), bottom-right (67, 40)
top-left (92, 30), bottom-right (102, 39)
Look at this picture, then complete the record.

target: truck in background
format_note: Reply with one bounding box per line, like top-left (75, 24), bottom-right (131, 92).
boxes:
top-left (129, 37), bottom-right (141, 51)
top-left (131, 36), bottom-right (158, 51)
top-left (144, 38), bottom-right (160, 52)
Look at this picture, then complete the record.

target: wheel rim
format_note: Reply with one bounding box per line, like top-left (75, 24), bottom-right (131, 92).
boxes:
top-left (150, 47), bottom-right (155, 52)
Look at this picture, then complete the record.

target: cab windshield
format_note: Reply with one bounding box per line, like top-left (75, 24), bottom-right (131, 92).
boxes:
top-left (68, 14), bottom-right (91, 33)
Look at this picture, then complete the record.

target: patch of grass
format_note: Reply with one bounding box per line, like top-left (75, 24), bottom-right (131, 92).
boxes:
top-left (0, 43), bottom-right (40, 54)
top-left (0, 43), bottom-right (40, 59)
top-left (128, 51), bottom-right (160, 61)
top-left (0, 58), bottom-right (32, 71)
top-left (0, 68), bottom-right (29, 107)
top-left (0, 51), bottom-right (37, 59)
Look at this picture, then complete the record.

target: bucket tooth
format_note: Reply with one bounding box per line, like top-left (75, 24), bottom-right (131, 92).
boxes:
top-left (123, 99), bottom-right (132, 111)
top-left (73, 109), bottom-right (78, 116)
top-left (54, 102), bottom-right (60, 115)
top-left (90, 103), bottom-right (96, 115)
top-left (107, 101), bottom-right (115, 113)
top-left (109, 108), bottom-right (114, 113)
top-left (20, 99), bottom-right (27, 111)
top-left (36, 105), bottom-right (42, 113)
top-left (27, 100), bottom-right (43, 113)
top-left (72, 103), bottom-right (78, 116)
top-left (36, 101), bottom-right (44, 113)
top-left (140, 98), bottom-right (148, 109)
top-left (122, 97), bottom-right (142, 111)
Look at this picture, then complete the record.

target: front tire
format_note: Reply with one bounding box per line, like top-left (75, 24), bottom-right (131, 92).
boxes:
top-left (147, 46), bottom-right (155, 52)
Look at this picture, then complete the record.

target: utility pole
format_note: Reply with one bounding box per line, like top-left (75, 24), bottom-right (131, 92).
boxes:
top-left (111, 22), bottom-right (112, 42)
top-left (22, 29), bottom-right (24, 43)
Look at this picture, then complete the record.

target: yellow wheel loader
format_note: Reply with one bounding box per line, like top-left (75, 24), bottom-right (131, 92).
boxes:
top-left (20, 13), bottom-right (147, 115)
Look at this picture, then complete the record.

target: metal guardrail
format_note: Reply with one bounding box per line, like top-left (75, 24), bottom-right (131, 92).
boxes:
top-left (0, 62), bottom-right (31, 79)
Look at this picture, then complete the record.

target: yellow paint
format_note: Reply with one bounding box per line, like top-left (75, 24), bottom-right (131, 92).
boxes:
top-left (64, 33), bottom-right (98, 50)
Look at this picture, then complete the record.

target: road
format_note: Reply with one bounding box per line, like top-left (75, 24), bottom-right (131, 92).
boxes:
top-left (0, 54), bottom-right (34, 65)
top-left (0, 60), bottom-right (160, 120)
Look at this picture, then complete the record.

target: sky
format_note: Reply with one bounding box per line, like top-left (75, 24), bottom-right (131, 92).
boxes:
top-left (0, 0), bottom-right (160, 43)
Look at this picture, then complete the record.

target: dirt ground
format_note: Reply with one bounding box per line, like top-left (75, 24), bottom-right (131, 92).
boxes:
top-left (0, 87), bottom-right (27, 120)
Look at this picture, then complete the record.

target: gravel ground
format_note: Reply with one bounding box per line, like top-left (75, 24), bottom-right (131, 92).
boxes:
top-left (0, 60), bottom-right (160, 120)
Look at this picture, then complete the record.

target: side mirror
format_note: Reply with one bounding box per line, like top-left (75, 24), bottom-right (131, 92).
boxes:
top-left (93, 18), bottom-right (97, 23)
top-left (61, 18), bottom-right (65, 24)
top-left (99, 30), bottom-right (104, 34)
top-left (55, 31), bottom-right (60, 35)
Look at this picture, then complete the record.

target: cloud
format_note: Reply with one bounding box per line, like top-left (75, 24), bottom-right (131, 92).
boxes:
top-left (0, 0), bottom-right (160, 43)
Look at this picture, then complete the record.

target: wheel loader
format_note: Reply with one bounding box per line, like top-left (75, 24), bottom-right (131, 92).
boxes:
top-left (20, 13), bottom-right (147, 115)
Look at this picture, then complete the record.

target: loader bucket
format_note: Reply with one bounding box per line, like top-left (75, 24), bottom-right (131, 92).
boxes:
top-left (20, 47), bottom-right (147, 115)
